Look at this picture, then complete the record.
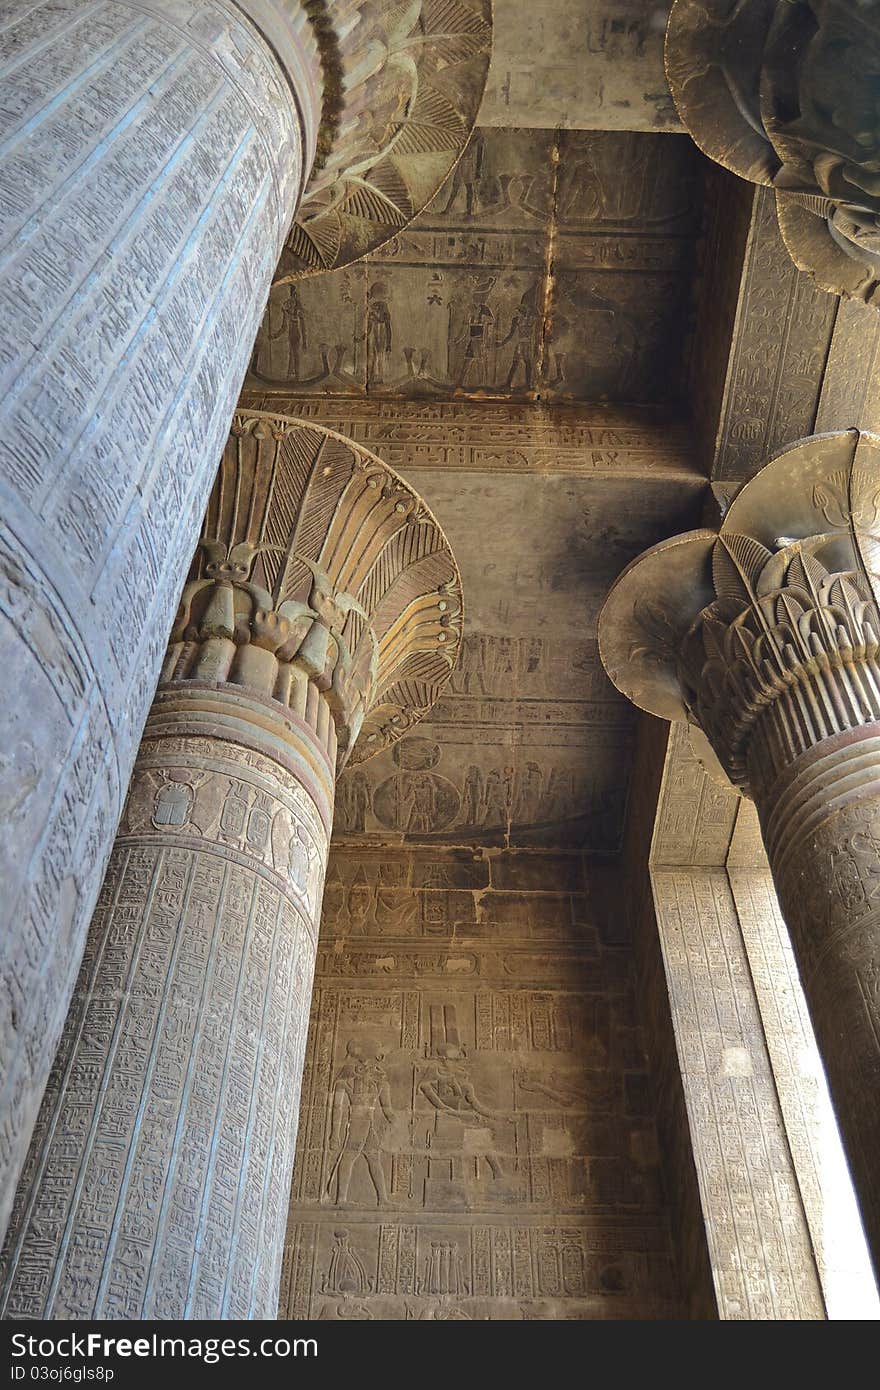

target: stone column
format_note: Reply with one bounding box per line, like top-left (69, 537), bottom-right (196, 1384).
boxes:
top-left (0, 0), bottom-right (321, 1242)
top-left (0, 0), bottom-right (491, 1245)
top-left (0, 411), bottom-right (461, 1319)
top-left (598, 429), bottom-right (880, 1280)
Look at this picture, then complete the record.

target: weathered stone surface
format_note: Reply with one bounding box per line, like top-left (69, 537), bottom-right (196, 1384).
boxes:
top-left (7, 0), bottom-right (880, 1327)
top-left (0, 0), bottom-right (318, 1247)
top-left (692, 186), bottom-right (838, 488)
top-left (282, 0), bottom-right (493, 277)
top-left (249, 127), bottom-right (705, 405)
top-left (728, 829), bottom-right (880, 1320)
top-left (650, 862), bottom-right (826, 1318)
top-left (281, 846), bottom-right (684, 1320)
top-left (624, 719), bottom-right (878, 1318)
top-left (0, 691), bottom-right (332, 1320)
top-left (243, 396), bottom-right (700, 476)
top-left (619, 718), bottom-right (718, 1319)
top-left (601, 431), bottom-right (880, 1284)
top-left (481, 1), bottom-right (679, 131)
top-left (685, 167), bottom-right (880, 492)
top-left (240, 395), bottom-right (706, 854)
top-left (169, 412), bottom-right (463, 767)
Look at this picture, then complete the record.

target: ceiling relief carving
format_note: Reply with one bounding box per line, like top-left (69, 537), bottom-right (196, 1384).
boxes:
top-left (280, 0), bottom-right (492, 278)
top-left (666, 0), bottom-right (880, 305)
top-left (167, 412), bottom-right (463, 768)
top-left (250, 128), bottom-right (703, 404)
top-left (480, 0), bottom-right (679, 131)
top-left (231, 399), bottom-right (705, 852)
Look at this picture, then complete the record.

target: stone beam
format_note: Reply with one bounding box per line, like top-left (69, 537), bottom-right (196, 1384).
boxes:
top-left (239, 395), bottom-right (702, 482)
top-left (480, 0), bottom-right (680, 131)
top-left (689, 176), bottom-right (880, 494)
top-left (624, 713), bottom-right (878, 1317)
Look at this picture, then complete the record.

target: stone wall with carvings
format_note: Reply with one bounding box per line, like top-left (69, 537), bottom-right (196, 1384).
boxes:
top-left (280, 847), bottom-right (684, 1320)
top-left (645, 724), bottom-right (827, 1318)
top-left (620, 717), bottom-right (717, 1319)
top-left (241, 396), bottom-right (706, 857)
top-left (690, 176), bottom-right (880, 497)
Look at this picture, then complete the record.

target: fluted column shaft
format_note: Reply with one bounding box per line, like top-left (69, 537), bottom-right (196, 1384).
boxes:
top-left (0, 1), bottom-right (320, 1240)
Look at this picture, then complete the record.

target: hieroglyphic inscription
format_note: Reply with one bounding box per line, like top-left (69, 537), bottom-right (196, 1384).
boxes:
top-left (281, 846), bottom-right (682, 1320)
top-left (480, 0), bottom-right (678, 132)
top-left (729, 851), bottom-right (879, 1319)
top-left (604, 436), bottom-right (880, 1283)
top-left (651, 724), bottom-right (739, 868)
top-left (0, 0), bottom-right (312, 1238)
top-left (249, 127), bottom-right (703, 404)
top-left (711, 190), bottom-right (837, 485)
top-left (0, 725), bottom-right (328, 1320)
top-left (241, 395), bottom-right (700, 477)
top-left (230, 410), bottom-right (704, 855)
top-left (760, 732), bottom-right (880, 1274)
top-left (649, 868), bottom-right (825, 1320)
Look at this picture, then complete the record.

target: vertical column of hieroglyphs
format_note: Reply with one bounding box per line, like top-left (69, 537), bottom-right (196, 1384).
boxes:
top-left (648, 866), bottom-right (825, 1318)
top-left (0, 0), bottom-right (318, 1237)
top-left (728, 830), bottom-right (879, 1318)
top-left (645, 727), bottom-right (826, 1319)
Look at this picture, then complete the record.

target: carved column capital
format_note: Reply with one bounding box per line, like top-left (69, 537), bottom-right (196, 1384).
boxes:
top-left (599, 429), bottom-right (880, 797)
top-left (665, 0), bottom-right (880, 304)
top-left (163, 411), bottom-right (462, 770)
top-left (276, 0), bottom-right (492, 277)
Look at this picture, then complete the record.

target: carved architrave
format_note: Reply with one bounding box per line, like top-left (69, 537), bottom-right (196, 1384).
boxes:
top-left (666, 1), bottom-right (880, 304)
top-left (164, 411), bottom-right (463, 768)
top-left (278, 0), bottom-right (493, 278)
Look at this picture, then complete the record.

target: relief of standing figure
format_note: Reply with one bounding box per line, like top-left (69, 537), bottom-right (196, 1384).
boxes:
top-left (326, 1042), bottom-right (394, 1206)
top-left (367, 281), bottom-right (393, 384)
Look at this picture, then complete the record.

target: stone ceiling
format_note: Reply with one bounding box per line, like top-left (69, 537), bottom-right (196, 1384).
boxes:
top-left (249, 127), bottom-right (704, 407)
top-left (242, 5), bottom-right (711, 856)
top-left (242, 0), bottom-right (880, 857)
top-left (241, 393), bottom-right (706, 853)
top-left (478, 0), bottom-right (678, 131)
